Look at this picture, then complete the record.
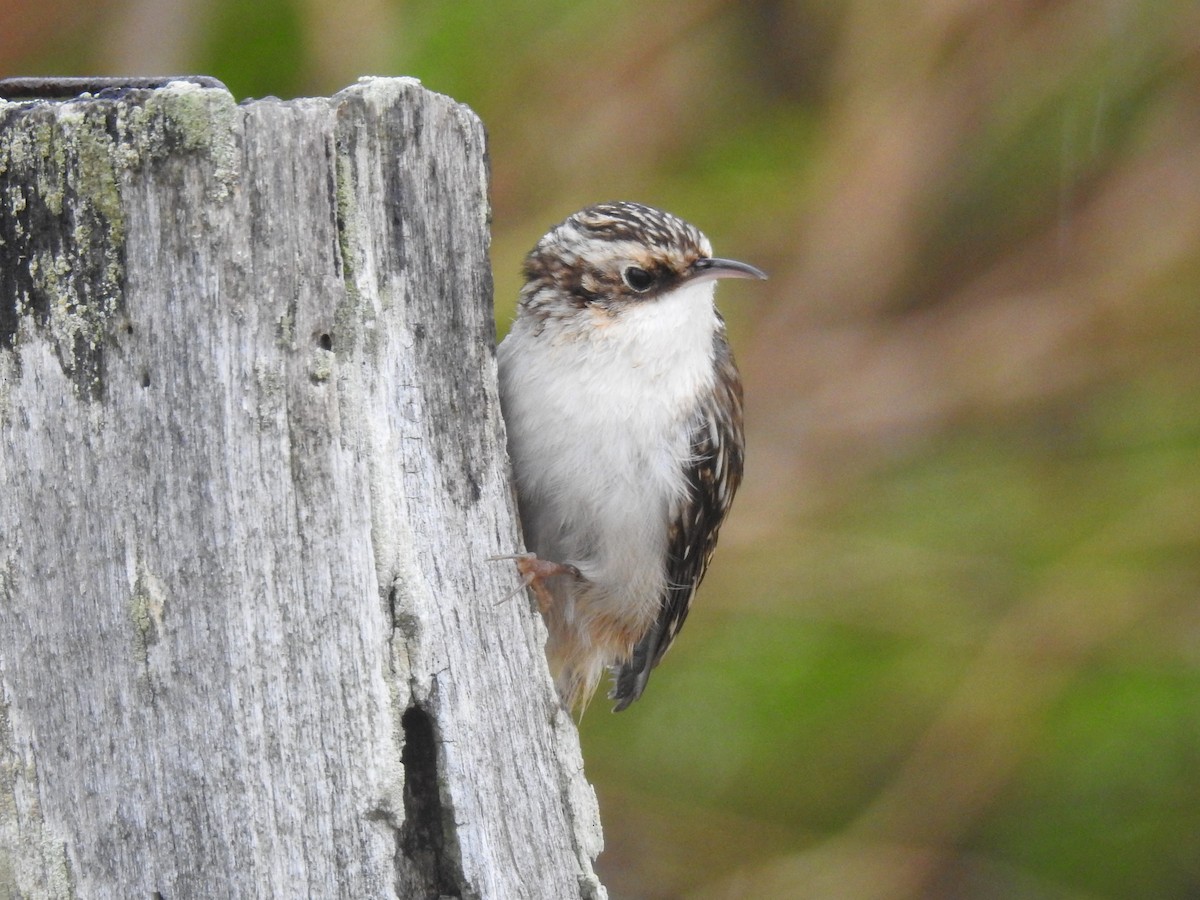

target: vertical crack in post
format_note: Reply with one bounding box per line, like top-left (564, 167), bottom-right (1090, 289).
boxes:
top-left (399, 704), bottom-right (467, 899)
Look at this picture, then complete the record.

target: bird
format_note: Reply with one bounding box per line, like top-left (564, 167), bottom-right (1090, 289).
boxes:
top-left (497, 201), bottom-right (766, 712)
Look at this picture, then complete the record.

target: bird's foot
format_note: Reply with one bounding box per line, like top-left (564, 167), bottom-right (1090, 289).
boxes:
top-left (488, 553), bottom-right (581, 614)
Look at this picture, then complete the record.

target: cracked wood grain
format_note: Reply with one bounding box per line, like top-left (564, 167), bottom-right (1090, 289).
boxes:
top-left (0, 76), bottom-right (604, 900)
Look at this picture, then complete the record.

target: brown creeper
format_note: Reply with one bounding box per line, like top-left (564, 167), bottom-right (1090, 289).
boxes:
top-left (497, 201), bottom-right (765, 711)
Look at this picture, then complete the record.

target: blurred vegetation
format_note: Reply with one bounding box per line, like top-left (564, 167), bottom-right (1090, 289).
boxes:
top-left (5, 0), bottom-right (1200, 896)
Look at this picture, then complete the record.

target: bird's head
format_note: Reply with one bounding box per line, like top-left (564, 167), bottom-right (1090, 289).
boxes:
top-left (518, 202), bottom-right (765, 320)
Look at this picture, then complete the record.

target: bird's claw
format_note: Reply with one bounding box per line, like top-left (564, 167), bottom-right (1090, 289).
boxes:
top-left (488, 552), bottom-right (581, 612)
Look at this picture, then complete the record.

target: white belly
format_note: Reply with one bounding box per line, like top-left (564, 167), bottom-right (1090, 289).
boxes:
top-left (497, 279), bottom-right (718, 624)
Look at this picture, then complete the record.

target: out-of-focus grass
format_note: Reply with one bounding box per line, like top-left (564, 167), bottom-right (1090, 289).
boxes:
top-left (586, 360), bottom-right (1200, 897)
top-left (202, 0), bottom-right (306, 100)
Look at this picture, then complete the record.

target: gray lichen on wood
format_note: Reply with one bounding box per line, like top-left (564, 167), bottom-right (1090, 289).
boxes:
top-left (0, 77), bottom-right (604, 899)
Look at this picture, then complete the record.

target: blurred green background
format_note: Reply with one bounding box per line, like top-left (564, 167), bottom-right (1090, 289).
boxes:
top-left (6, 1), bottom-right (1199, 897)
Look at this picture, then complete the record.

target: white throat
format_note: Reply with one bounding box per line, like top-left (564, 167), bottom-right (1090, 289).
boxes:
top-left (577, 278), bottom-right (720, 408)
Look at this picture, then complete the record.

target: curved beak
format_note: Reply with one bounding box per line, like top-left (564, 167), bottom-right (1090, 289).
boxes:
top-left (688, 256), bottom-right (768, 285)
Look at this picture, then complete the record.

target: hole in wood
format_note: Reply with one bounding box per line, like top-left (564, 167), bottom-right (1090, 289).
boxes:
top-left (400, 705), bottom-right (464, 895)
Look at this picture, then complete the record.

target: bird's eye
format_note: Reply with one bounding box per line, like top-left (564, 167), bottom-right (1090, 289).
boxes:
top-left (622, 266), bottom-right (655, 292)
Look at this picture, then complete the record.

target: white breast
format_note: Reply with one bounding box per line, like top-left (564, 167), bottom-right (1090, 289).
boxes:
top-left (498, 279), bottom-right (719, 626)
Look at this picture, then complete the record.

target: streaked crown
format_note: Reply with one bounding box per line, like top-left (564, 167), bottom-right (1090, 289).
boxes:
top-left (520, 201), bottom-right (715, 311)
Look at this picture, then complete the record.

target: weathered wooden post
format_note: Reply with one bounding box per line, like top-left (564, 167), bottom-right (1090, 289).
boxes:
top-left (0, 76), bottom-right (604, 898)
